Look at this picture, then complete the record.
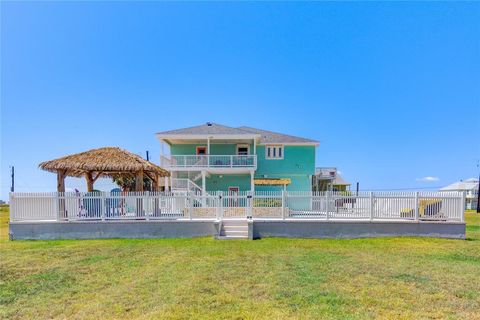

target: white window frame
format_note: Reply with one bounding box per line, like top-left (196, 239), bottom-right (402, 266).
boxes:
top-left (236, 144), bottom-right (250, 155)
top-left (265, 145), bottom-right (284, 160)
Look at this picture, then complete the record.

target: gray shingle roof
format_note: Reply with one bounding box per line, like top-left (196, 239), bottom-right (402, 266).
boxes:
top-left (156, 123), bottom-right (318, 144)
top-left (156, 123), bottom-right (250, 135)
top-left (237, 126), bottom-right (319, 144)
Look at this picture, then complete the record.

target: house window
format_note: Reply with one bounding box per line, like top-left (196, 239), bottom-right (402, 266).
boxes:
top-left (237, 145), bottom-right (249, 155)
top-left (266, 145), bottom-right (284, 159)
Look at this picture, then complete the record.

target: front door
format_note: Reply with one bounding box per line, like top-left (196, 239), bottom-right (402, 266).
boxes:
top-left (196, 147), bottom-right (207, 166)
top-left (196, 147), bottom-right (207, 155)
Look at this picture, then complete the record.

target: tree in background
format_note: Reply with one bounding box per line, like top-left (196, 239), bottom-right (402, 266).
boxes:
top-left (112, 176), bottom-right (152, 191)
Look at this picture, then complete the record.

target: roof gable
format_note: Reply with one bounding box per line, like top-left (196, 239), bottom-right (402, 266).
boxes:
top-left (237, 126), bottom-right (319, 145)
top-left (156, 123), bottom-right (250, 135)
top-left (156, 123), bottom-right (319, 145)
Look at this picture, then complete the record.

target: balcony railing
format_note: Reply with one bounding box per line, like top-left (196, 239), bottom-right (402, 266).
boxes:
top-left (162, 155), bottom-right (257, 169)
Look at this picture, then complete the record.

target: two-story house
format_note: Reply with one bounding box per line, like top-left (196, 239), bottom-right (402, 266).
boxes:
top-left (156, 123), bottom-right (318, 194)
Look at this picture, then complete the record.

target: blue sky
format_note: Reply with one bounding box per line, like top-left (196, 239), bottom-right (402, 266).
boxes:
top-left (1, 2), bottom-right (479, 200)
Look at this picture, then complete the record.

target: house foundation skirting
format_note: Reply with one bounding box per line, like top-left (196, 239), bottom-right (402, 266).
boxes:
top-left (252, 220), bottom-right (466, 240)
top-left (9, 220), bottom-right (465, 240)
top-left (9, 220), bottom-right (216, 240)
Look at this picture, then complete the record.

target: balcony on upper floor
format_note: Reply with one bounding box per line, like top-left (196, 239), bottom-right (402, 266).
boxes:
top-left (161, 154), bottom-right (257, 172)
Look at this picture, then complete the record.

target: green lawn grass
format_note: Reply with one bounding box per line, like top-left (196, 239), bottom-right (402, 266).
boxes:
top-left (1, 207), bottom-right (479, 319)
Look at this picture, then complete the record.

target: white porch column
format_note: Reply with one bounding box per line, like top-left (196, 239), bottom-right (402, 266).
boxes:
top-left (164, 176), bottom-right (169, 192)
top-left (253, 138), bottom-right (256, 155)
top-left (250, 171), bottom-right (255, 192)
top-left (207, 137), bottom-right (210, 155)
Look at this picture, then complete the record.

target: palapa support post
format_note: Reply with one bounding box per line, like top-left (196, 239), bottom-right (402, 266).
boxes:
top-left (151, 174), bottom-right (161, 216)
top-left (135, 170), bottom-right (144, 192)
top-left (85, 172), bottom-right (94, 192)
top-left (136, 170), bottom-right (144, 217)
top-left (57, 170), bottom-right (66, 193)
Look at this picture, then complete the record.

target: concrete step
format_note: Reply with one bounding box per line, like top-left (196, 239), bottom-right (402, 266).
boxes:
top-left (217, 235), bottom-right (248, 240)
top-left (222, 220), bottom-right (248, 227)
top-left (222, 225), bottom-right (248, 230)
top-left (217, 220), bottom-right (249, 240)
top-left (222, 230), bottom-right (248, 235)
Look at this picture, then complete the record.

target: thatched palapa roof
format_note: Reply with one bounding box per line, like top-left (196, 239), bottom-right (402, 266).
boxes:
top-left (39, 147), bottom-right (169, 178)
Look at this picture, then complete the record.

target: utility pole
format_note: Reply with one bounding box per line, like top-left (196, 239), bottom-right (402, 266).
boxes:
top-left (10, 166), bottom-right (14, 192)
top-left (477, 161), bottom-right (480, 214)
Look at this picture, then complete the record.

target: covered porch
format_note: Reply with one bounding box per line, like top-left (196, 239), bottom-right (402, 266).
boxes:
top-left (157, 132), bottom-right (260, 172)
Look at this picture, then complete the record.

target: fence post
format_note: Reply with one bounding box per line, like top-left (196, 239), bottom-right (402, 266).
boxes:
top-left (189, 192), bottom-right (193, 220)
top-left (414, 192), bottom-right (419, 221)
top-left (247, 191), bottom-right (253, 219)
top-left (282, 190), bottom-right (286, 220)
top-left (369, 192), bottom-right (374, 221)
top-left (53, 193), bottom-right (59, 222)
top-left (145, 192), bottom-right (151, 221)
top-left (218, 191), bottom-right (223, 220)
top-left (326, 191), bottom-right (330, 220)
top-left (9, 193), bottom-right (15, 222)
top-left (101, 192), bottom-right (106, 221)
top-left (461, 191), bottom-right (466, 222)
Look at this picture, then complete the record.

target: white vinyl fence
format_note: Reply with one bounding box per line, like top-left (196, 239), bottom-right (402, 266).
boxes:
top-left (9, 191), bottom-right (465, 223)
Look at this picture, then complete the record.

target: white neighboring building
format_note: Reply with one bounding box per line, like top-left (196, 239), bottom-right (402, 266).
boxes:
top-left (440, 178), bottom-right (479, 210)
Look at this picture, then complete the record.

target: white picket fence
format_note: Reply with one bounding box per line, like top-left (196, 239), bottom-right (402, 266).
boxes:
top-left (9, 191), bottom-right (465, 222)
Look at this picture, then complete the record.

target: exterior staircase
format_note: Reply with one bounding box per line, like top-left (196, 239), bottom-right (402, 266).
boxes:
top-left (171, 178), bottom-right (203, 194)
top-left (217, 220), bottom-right (249, 240)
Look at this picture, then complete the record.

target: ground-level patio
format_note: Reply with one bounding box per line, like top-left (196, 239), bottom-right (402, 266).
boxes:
top-left (9, 190), bottom-right (466, 240)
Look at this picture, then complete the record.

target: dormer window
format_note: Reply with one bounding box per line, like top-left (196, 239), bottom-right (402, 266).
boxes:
top-left (266, 145), bottom-right (283, 159)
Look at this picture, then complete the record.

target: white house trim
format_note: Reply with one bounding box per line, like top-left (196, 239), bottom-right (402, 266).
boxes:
top-left (156, 133), bottom-right (261, 143)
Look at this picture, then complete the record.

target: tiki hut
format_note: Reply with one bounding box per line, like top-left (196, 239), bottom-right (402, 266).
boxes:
top-left (39, 147), bottom-right (170, 192)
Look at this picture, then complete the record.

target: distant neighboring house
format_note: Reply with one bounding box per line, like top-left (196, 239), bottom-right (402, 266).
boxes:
top-left (0, 200), bottom-right (5, 205)
top-left (332, 174), bottom-right (351, 192)
top-left (312, 168), bottom-right (351, 192)
top-left (156, 122), bottom-right (319, 193)
top-left (440, 178), bottom-right (479, 210)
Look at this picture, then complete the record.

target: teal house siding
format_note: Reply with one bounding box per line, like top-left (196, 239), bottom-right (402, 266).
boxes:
top-left (168, 144), bottom-right (315, 191)
top-left (255, 145), bottom-right (315, 192)
top-left (206, 174), bottom-right (250, 192)
top-left (255, 146), bottom-right (315, 175)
